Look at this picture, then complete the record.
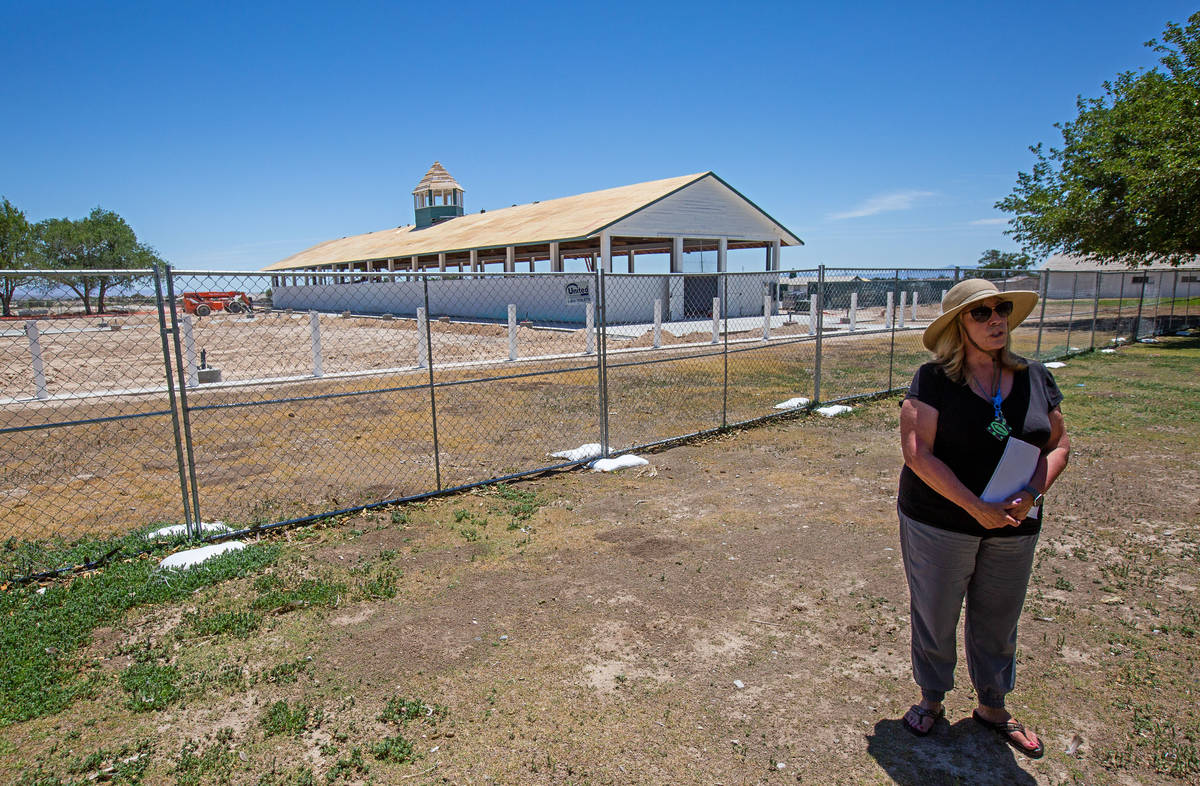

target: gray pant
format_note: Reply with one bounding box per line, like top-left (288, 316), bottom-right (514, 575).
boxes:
top-left (898, 508), bottom-right (1039, 709)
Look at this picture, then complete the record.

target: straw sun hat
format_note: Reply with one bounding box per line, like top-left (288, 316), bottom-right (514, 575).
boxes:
top-left (922, 278), bottom-right (1039, 351)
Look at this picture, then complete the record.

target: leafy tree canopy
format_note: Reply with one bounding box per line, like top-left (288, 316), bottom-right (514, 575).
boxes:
top-left (977, 249), bottom-right (1033, 270)
top-left (34, 206), bottom-right (163, 314)
top-left (997, 13), bottom-right (1200, 267)
top-left (0, 197), bottom-right (38, 317)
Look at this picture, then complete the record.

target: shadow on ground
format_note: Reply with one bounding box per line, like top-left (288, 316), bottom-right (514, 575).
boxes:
top-left (866, 718), bottom-right (1036, 786)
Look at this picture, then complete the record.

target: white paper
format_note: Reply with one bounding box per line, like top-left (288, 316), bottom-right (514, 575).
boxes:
top-left (980, 437), bottom-right (1040, 507)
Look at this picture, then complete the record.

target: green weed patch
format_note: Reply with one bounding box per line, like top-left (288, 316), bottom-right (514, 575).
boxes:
top-left (0, 541), bottom-right (278, 725)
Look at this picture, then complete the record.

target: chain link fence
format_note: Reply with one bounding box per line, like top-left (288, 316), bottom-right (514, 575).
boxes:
top-left (3, 265), bottom-right (1197, 580)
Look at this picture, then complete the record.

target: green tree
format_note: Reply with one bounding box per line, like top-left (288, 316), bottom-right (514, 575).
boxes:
top-left (0, 197), bottom-right (41, 317)
top-left (34, 207), bottom-right (163, 314)
top-left (997, 13), bottom-right (1200, 267)
top-left (977, 249), bottom-right (1033, 270)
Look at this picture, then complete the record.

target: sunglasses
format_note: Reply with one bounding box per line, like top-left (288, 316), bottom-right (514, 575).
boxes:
top-left (966, 300), bottom-right (1014, 323)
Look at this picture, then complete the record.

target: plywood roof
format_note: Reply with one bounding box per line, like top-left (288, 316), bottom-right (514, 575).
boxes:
top-left (264, 172), bottom-right (800, 271)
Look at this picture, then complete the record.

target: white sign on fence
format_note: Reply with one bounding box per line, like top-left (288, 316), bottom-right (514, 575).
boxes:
top-left (565, 282), bottom-right (590, 304)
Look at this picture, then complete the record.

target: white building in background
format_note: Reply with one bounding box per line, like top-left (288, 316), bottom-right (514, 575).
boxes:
top-left (1040, 254), bottom-right (1200, 299)
top-left (262, 164), bottom-right (804, 324)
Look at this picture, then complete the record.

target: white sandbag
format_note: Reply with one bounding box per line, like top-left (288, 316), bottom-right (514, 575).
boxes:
top-left (590, 455), bottom-right (649, 472)
top-left (550, 443), bottom-right (603, 462)
top-left (815, 405), bottom-right (852, 418)
top-left (773, 397), bottom-right (811, 410)
top-left (158, 540), bottom-right (246, 570)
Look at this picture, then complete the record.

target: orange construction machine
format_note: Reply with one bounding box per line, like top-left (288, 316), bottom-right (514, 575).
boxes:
top-left (180, 291), bottom-right (252, 317)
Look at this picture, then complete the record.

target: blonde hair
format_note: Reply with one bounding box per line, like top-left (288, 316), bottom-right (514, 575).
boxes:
top-left (932, 316), bottom-right (1026, 384)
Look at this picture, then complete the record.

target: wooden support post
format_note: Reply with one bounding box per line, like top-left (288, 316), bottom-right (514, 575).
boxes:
top-left (671, 237), bottom-right (683, 273)
top-left (550, 242), bottom-right (561, 273)
top-left (505, 246), bottom-right (515, 273)
top-left (181, 315), bottom-right (198, 387)
top-left (585, 302), bottom-right (595, 354)
top-left (416, 308), bottom-right (428, 368)
top-left (717, 237), bottom-right (727, 272)
top-left (438, 253), bottom-right (446, 272)
top-left (470, 249), bottom-right (479, 273)
top-left (310, 311), bottom-right (324, 377)
top-left (508, 304), bottom-right (518, 360)
top-left (627, 249), bottom-right (635, 273)
top-left (25, 321), bottom-right (48, 400)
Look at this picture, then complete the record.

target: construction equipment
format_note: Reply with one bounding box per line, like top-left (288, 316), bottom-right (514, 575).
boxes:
top-left (180, 291), bottom-right (251, 317)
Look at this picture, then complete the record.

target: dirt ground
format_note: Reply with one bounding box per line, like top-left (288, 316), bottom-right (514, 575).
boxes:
top-left (3, 339), bottom-right (1198, 785)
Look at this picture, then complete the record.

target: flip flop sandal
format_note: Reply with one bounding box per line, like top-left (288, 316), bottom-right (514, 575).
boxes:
top-left (902, 704), bottom-right (944, 737)
top-left (972, 710), bottom-right (1045, 758)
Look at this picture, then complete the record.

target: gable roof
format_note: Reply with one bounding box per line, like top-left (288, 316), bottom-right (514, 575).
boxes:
top-left (264, 172), bottom-right (801, 271)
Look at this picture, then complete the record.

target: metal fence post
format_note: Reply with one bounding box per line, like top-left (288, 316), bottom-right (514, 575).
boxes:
top-left (422, 276), bottom-right (441, 490)
top-left (814, 265), bottom-right (825, 404)
top-left (1035, 270), bottom-right (1048, 358)
top-left (721, 273), bottom-right (729, 428)
top-left (152, 264), bottom-right (196, 537)
top-left (1090, 271), bottom-right (1101, 350)
top-left (163, 266), bottom-right (202, 535)
top-left (596, 268), bottom-right (610, 457)
top-left (1064, 272), bottom-right (1077, 352)
top-left (1116, 273), bottom-right (1126, 337)
top-left (888, 271), bottom-right (899, 391)
top-left (1132, 274), bottom-right (1147, 342)
top-left (23, 321), bottom-right (49, 400)
top-left (1169, 270), bottom-right (1179, 331)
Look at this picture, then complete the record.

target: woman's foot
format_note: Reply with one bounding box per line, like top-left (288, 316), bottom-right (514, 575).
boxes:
top-left (902, 700), bottom-right (944, 736)
top-left (972, 706), bottom-right (1044, 758)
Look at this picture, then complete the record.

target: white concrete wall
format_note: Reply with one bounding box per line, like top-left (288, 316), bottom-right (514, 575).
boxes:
top-left (272, 272), bottom-right (782, 325)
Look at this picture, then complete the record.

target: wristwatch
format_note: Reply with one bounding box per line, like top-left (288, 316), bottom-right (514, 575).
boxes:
top-left (1022, 485), bottom-right (1045, 507)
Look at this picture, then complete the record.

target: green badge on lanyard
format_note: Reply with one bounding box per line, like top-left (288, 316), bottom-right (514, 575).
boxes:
top-left (987, 391), bottom-right (1010, 440)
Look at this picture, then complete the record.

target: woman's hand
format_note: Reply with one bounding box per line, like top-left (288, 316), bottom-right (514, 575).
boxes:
top-left (1004, 493), bottom-right (1035, 523)
top-left (969, 499), bottom-right (1023, 529)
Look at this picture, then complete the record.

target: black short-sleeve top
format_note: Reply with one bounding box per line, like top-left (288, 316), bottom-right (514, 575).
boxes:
top-left (898, 359), bottom-right (1063, 537)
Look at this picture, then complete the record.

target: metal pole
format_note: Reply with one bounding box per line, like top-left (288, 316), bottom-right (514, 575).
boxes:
top-left (1169, 270), bottom-right (1179, 331)
top-left (597, 268), bottom-right (610, 456)
top-left (1035, 271), bottom-right (1048, 358)
top-left (163, 266), bottom-right (202, 534)
top-left (1064, 272), bottom-right (1077, 352)
top-left (1116, 273), bottom-right (1126, 338)
top-left (1132, 274), bottom-right (1147, 342)
top-left (1090, 271), bottom-right (1101, 350)
top-left (422, 276), bottom-right (441, 490)
top-left (814, 265), bottom-right (825, 404)
top-left (153, 264), bottom-right (195, 535)
top-left (888, 271), bottom-right (899, 391)
top-left (722, 273), bottom-right (729, 428)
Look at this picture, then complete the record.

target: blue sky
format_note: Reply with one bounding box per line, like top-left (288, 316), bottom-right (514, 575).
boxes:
top-left (2, 1), bottom-right (1194, 272)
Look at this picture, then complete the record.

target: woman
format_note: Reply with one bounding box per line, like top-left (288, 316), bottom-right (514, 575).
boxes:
top-left (897, 278), bottom-right (1070, 758)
